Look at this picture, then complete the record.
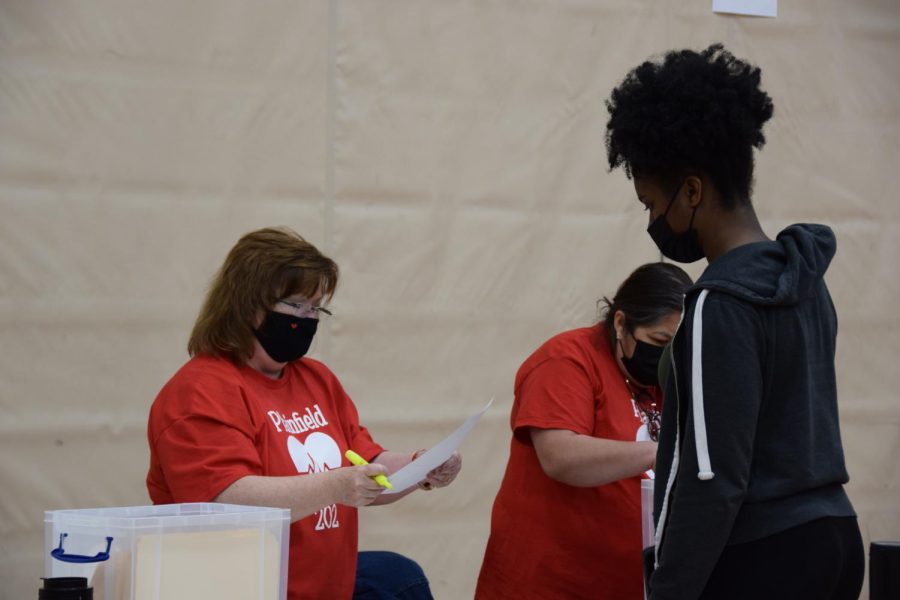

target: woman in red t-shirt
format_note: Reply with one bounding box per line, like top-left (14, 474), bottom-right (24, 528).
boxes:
top-left (476, 263), bottom-right (691, 600)
top-left (146, 227), bottom-right (460, 600)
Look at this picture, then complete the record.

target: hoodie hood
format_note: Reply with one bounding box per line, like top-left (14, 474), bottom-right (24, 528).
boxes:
top-left (694, 224), bottom-right (836, 307)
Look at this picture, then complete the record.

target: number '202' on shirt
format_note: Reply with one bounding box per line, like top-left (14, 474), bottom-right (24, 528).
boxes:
top-left (147, 355), bottom-right (383, 600)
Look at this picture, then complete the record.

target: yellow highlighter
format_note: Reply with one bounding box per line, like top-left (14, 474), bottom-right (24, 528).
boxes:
top-left (345, 449), bottom-right (394, 490)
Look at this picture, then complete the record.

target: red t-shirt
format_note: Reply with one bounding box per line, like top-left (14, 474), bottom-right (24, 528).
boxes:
top-left (146, 355), bottom-right (384, 600)
top-left (476, 327), bottom-right (659, 600)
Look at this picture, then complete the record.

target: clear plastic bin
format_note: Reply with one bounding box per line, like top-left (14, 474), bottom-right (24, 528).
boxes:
top-left (44, 503), bottom-right (290, 600)
top-left (641, 479), bottom-right (655, 600)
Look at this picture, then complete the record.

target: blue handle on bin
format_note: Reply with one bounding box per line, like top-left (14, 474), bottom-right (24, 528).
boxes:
top-left (50, 533), bottom-right (113, 563)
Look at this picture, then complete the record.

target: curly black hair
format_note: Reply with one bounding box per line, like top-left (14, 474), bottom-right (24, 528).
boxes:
top-left (605, 44), bottom-right (774, 208)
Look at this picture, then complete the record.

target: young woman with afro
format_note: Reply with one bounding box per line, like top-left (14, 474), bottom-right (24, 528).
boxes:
top-left (605, 44), bottom-right (864, 600)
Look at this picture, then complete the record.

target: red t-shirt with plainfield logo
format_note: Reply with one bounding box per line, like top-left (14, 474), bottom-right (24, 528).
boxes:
top-left (147, 354), bottom-right (384, 600)
top-left (476, 326), bottom-right (660, 600)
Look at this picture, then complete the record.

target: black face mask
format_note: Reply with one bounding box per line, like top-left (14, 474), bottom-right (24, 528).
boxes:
top-left (254, 311), bottom-right (318, 363)
top-left (647, 182), bottom-right (705, 263)
top-left (620, 336), bottom-right (664, 387)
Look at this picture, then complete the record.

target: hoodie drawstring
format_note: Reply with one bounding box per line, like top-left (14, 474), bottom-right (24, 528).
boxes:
top-left (654, 289), bottom-right (715, 569)
top-left (692, 289), bottom-right (715, 481)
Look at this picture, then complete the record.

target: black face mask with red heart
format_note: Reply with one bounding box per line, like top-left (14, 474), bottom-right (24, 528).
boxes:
top-left (254, 311), bottom-right (318, 363)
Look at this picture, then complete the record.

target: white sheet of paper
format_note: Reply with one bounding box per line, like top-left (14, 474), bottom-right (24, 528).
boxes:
top-left (383, 398), bottom-right (493, 494)
top-left (712, 0), bottom-right (777, 17)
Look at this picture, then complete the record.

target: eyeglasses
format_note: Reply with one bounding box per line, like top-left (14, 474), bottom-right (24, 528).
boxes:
top-left (277, 300), bottom-right (333, 320)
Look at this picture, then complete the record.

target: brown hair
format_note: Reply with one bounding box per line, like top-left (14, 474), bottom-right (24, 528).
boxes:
top-left (598, 262), bottom-right (693, 348)
top-left (188, 227), bottom-right (338, 362)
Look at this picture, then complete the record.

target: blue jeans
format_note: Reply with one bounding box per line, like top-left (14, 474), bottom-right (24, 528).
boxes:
top-left (354, 551), bottom-right (434, 600)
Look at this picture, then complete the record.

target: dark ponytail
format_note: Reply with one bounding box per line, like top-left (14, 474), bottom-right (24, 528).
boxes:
top-left (599, 263), bottom-right (693, 346)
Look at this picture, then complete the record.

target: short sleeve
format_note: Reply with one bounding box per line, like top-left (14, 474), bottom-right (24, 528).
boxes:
top-left (513, 357), bottom-right (595, 444)
top-left (150, 379), bottom-right (263, 502)
top-left (155, 416), bottom-right (262, 502)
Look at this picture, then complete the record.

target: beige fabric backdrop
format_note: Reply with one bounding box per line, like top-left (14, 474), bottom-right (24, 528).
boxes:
top-left (1, 1), bottom-right (898, 598)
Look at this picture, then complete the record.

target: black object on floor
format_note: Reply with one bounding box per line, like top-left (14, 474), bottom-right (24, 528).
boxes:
top-left (38, 577), bottom-right (93, 600)
top-left (870, 542), bottom-right (900, 600)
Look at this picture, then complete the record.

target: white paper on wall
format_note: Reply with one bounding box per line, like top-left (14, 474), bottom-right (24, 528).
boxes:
top-left (712, 0), bottom-right (777, 17)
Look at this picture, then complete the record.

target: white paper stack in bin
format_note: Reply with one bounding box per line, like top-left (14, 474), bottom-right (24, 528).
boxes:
top-left (44, 503), bottom-right (290, 600)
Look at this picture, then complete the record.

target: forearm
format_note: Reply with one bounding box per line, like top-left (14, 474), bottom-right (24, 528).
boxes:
top-left (369, 486), bottom-right (416, 504)
top-left (371, 450), bottom-right (413, 475)
top-left (215, 461), bottom-right (387, 522)
top-left (215, 473), bottom-right (342, 522)
top-left (531, 428), bottom-right (656, 487)
top-left (369, 450), bottom-right (417, 504)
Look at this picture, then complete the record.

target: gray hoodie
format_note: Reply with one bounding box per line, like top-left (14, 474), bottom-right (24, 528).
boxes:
top-left (649, 224), bottom-right (856, 600)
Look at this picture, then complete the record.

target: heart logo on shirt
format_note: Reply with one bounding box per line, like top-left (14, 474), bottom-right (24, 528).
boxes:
top-left (287, 432), bottom-right (341, 474)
